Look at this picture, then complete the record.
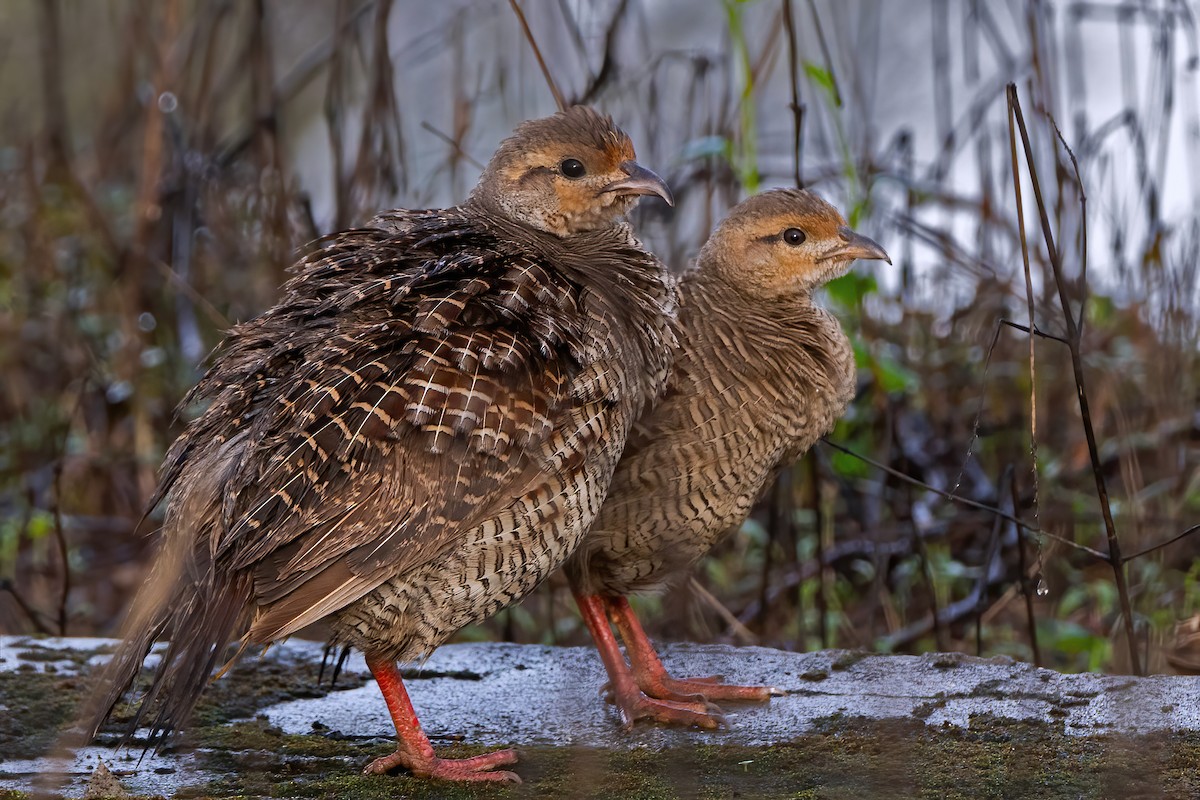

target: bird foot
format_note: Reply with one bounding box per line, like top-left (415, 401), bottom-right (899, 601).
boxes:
top-left (642, 674), bottom-right (782, 704)
top-left (608, 688), bottom-right (726, 730)
top-left (364, 747), bottom-right (521, 783)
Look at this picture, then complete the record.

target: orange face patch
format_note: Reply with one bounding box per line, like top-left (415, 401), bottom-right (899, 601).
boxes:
top-left (500, 134), bottom-right (634, 183)
top-left (496, 138), bottom-right (639, 233)
top-left (701, 194), bottom-right (855, 298)
top-left (479, 107), bottom-right (648, 235)
top-left (736, 210), bottom-right (844, 248)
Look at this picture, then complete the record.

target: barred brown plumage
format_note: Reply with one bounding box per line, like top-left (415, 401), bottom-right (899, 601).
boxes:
top-left (566, 188), bottom-right (890, 730)
top-left (80, 106), bottom-right (677, 784)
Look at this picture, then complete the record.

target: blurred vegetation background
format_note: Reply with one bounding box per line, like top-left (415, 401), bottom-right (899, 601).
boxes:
top-left (0, 0), bottom-right (1197, 678)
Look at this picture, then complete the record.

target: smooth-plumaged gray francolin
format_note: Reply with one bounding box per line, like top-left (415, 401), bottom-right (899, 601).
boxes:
top-left (567, 188), bottom-right (889, 729)
top-left (83, 106), bottom-right (676, 783)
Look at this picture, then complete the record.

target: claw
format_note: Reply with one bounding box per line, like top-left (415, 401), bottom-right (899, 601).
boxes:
top-left (615, 692), bottom-right (726, 730)
top-left (648, 675), bottom-right (780, 704)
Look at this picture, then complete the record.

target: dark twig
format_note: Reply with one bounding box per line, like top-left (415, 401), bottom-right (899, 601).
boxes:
top-left (1122, 523), bottom-right (1200, 561)
top-left (52, 453), bottom-right (70, 637)
top-left (806, 0), bottom-right (842, 106)
top-left (999, 318), bottom-right (1069, 345)
top-left (575, 0), bottom-right (629, 106)
top-left (50, 380), bottom-right (88, 635)
top-left (324, 1), bottom-right (351, 231)
top-left (690, 578), bottom-right (757, 645)
top-left (0, 580), bottom-right (56, 635)
top-left (508, 0), bottom-right (567, 112)
top-left (932, 0), bottom-right (953, 181)
top-left (215, 0), bottom-right (377, 168)
top-left (554, 0), bottom-right (591, 84)
top-left (821, 438), bottom-right (1109, 560)
top-left (318, 643), bottom-right (353, 688)
top-left (800, 450), bottom-right (822, 648)
top-left (882, 577), bottom-right (1008, 652)
top-left (826, 436), bottom-right (1198, 572)
top-left (908, 492), bottom-right (946, 651)
top-left (782, 0), bottom-right (804, 187)
top-left (738, 536), bottom-right (917, 627)
top-left (331, 645), bottom-right (352, 688)
top-left (1006, 86), bottom-right (1045, 573)
top-left (36, 0), bottom-right (72, 170)
top-left (1007, 83), bottom-right (1141, 675)
top-left (758, 468), bottom-right (791, 632)
top-left (317, 643), bottom-right (336, 686)
top-left (974, 465), bottom-right (1012, 656)
top-left (813, 450), bottom-right (831, 647)
top-left (1012, 474), bottom-right (1042, 667)
top-left (1051, 119), bottom-right (1089, 333)
top-left (420, 121), bottom-right (485, 170)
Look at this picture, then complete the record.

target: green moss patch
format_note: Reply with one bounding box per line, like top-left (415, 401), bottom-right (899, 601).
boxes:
top-left (0, 645), bottom-right (365, 759)
top-left (0, 669), bottom-right (88, 759)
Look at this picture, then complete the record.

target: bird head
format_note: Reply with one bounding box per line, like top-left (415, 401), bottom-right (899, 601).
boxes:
top-left (470, 106), bottom-right (673, 237)
top-left (699, 188), bottom-right (890, 300)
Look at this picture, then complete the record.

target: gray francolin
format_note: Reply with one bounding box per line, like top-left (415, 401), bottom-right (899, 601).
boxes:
top-left (566, 188), bottom-right (889, 729)
top-left (82, 106), bottom-right (676, 783)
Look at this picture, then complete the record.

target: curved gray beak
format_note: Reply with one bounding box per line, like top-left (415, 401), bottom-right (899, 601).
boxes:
top-left (820, 225), bottom-right (891, 264)
top-left (599, 160), bottom-right (674, 207)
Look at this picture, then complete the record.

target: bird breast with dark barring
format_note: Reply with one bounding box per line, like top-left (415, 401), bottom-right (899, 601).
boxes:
top-left (81, 105), bottom-right (677, 784)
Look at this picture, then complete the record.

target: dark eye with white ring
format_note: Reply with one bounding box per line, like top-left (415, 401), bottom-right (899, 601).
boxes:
top-left (783, 228), bottom-right (806, 246)
top-left (560, 158), bottom-right (587, 179)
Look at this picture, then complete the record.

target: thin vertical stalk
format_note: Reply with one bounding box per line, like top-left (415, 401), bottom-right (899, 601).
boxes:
top-left (909, 492), bottom-right (946, 652)
top-left (782, 0), bottom-right (804, 188)
top-left (759, 468), bottom-right (791, 634)
top-left (508, 0), bottom-right (567, 111)
top-left (1006, 83), bottom-right (1141, 675)
top-left (1012, 473), bottom-right (1042, 667)
top-left (37, 0), bottom-right (71, 171)
top-left (815, 454), bottom-right (832, 648)
top-left (974, 465), bottom-right (1010, 657)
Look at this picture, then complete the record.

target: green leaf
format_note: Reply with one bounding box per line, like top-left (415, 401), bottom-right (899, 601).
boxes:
top-left (824, 271), bottom-right (878, 310)
top-left (829, 448), bottom-right (869, 478)
top-left (27, 511), bottom-right (53, 541)
top-left (804, 62), bottom-right (836, 99)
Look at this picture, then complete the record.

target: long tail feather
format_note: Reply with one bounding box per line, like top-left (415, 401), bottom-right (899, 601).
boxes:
top-left (75, 528), bottom-right (254, 748)
top-left (75, 437), bottom-right (255, 748)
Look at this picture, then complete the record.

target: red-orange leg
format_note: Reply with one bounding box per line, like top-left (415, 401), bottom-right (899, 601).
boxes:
top-left (573, 592), bottom-right (722, 729)
top-left (603, 595), bottom-right (781, 703)
top-left (364, 655), bottom-right (520, 783)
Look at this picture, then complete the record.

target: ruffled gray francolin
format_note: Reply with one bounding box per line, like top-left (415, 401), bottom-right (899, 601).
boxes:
top-left (566, 188), bottom-right (889, 729)
top-left (82, 106), bottom-right (676, 783)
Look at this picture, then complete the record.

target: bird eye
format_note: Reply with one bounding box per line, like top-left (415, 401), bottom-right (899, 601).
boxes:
top-left (783, 228), bottom-right (806, 246)
top-left (559, 158), bottom-right (587, 179)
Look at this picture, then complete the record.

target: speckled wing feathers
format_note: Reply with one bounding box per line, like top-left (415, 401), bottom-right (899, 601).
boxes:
top-left (138, 208), bottom-right (671, 659)
top-left (166, 213), bottom-right (603, 635)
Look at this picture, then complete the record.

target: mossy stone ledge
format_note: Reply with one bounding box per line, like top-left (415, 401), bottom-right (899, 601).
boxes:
top-left (2, 636), bottom-right (1198, 799)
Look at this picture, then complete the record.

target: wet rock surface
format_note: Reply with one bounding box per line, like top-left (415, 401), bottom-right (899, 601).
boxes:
top-left (2, 635), bottom-right (1199, 799)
